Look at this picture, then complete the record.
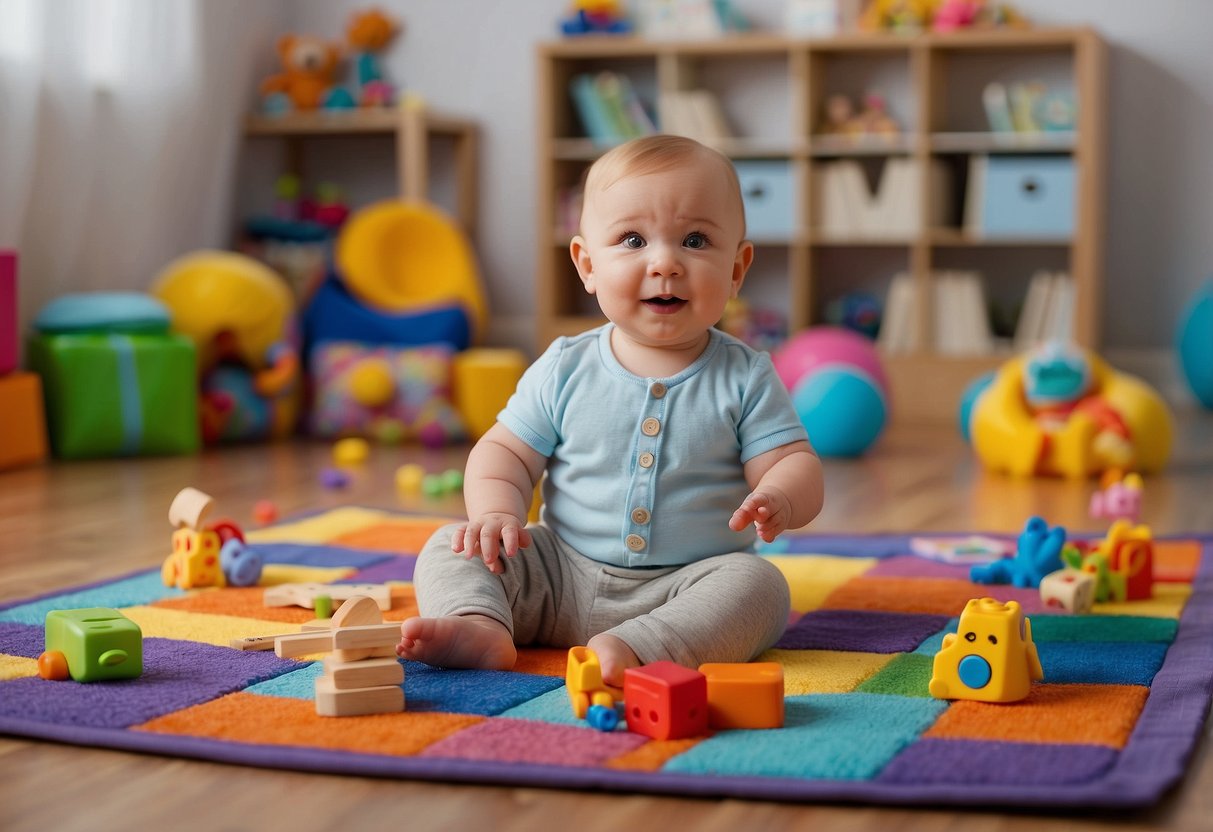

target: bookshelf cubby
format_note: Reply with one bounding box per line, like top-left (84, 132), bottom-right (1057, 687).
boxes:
top-left (535, 28), bottom-right (1105, 421)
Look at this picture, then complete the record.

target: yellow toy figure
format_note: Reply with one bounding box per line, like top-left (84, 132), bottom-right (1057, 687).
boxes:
top-left (161, 487), bottom-right (226, 590)
top-left (929, 598), bottom-right (1044, 703)
top-left (968, 342), bottom-right (1173, 478)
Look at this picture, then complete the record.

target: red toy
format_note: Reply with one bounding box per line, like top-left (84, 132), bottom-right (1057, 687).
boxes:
top-left (623, 661), bottom-right (708, 741)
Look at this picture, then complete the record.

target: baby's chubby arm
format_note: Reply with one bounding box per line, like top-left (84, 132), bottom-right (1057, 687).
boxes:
top-left (454, 423), bottom-right (548, 574)
top-left (729, 440), bottom-right (823, 542)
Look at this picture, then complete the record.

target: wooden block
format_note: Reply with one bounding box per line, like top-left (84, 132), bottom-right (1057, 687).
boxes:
top-left (314, 677), bottom-right (404, 717)
top-left (168, 487), bottom-right (213, 530)
top-left (274, 631), bottom-right (336, 659)
top-left (263, 583), bottom-right (392, 611)
top-left (331, 595), bottom-right (384, 627)
top-left (230, 634), bottom-right (291, 651)
top-left (333, 644), bottom-right (397, 663)
top-left (323, 656), bottom-right (404, 689)
top-left (331, 623), bottom-right (401, 650)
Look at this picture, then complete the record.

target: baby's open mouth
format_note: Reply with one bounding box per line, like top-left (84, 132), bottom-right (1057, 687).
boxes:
top-left (643, 296), bottom-right (686, 312)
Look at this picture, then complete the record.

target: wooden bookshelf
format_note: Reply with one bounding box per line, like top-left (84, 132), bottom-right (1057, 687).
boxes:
top-left (534, 28), bottom-right (1106, 421)
top-left (244, 102), bottom-right (480, 237)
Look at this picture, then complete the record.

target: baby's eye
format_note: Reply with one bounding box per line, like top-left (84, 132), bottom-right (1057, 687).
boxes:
top-left (621, 233), bottom-right (645, 249)
top-left (683, 232), bottom-right (708, 249)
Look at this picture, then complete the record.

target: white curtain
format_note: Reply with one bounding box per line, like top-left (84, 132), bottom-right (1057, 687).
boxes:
top-left (0, 0), bottom-right (278, 339)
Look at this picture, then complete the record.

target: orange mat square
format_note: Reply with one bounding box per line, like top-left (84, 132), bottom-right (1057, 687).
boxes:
top-left (153, 585), bottom-right (418, 623)
top-left (607, 738), bottom-right (702, 771)
top-left (331, 519), bottom-right (450, 553)
top-left (513, 648), bottom-right (567, 678)
top-left (925, 683), bottom-right (1149, 748)
top-left (137, 692), bottom-right (481, 756)
top-left (1153, 540), bottom-right (1202, 583)
top-left (821, 576), bottom-right (984, 616)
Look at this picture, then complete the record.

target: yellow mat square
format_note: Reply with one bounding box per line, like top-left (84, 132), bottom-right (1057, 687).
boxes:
top-left (1091, 582), bottom-right (1192, 619)
top-left (761, 648), bottom-right (894, 694)
top-left (259, 564), bottom-right (357, 586)
top-left (765, 555), bottom-right (878, 613)
top-left (0, 654), bottom-right (38, 680)
top-left (122, 606), bottom-right (308, 649)
top-left (246, 507), bottom-right (414, 544)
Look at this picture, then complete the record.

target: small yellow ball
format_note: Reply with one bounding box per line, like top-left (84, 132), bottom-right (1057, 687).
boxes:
top-left (333, 437), bottom-right (371, 467)
top-left (348, 358), bottom-right (395, 408)
top-left (395, 463), bottom-right (426, 493)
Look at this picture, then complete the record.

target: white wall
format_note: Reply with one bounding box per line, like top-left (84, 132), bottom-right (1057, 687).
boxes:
top-left (269, 0), bottom-right (1213, 355)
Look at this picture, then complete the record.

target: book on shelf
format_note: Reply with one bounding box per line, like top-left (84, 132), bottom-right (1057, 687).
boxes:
top-left (569, 72), bottom-right (656, 146)
top-left (933, 271), bottom-right (995, 356)
top-left (982, 82), bottom-right (1016, 133)
top-left (963, 154), bottom-right (987, 236)
top-left (878, 272), bottom-right (919, 355)
top-left (1013, 270), bottom-right (1075, 351)
top-left (657, 89), bottom-right (733, 144)
top-left (815, 159), bottom-right (950, 239)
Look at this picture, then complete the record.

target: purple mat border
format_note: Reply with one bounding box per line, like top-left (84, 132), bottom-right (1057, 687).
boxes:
top-left (2, 531), bottom-right (1211, 809)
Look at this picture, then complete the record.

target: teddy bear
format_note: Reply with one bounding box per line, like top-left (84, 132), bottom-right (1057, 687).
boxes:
top-left (261, 34), bottom-right (343, 111)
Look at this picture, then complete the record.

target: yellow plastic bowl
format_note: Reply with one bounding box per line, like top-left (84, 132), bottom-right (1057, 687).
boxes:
top-left (336, 200), bottom-right (486, 339)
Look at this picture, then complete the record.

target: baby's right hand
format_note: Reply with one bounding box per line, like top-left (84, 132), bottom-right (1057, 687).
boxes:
top-left (450, 513), bottom-right (533, 575)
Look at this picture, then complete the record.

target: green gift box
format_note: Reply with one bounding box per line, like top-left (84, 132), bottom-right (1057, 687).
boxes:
top-left (28, 293), bottom-right (200, 459)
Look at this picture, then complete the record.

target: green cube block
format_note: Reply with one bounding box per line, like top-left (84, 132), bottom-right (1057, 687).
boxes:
top-left (27, 332), bottom-right (199, 458)
top-left (44, 608), bottom-right (143, 683)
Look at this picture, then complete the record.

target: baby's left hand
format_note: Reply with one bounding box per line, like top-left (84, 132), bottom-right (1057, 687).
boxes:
top-left (729, 488), bottom-right (792, 542)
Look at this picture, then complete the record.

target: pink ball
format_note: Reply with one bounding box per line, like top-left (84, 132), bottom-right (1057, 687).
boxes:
top-left (772, 327), bottom-right (890, 396)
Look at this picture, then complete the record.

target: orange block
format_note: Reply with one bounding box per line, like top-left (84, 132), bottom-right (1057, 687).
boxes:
top-left (0, 372), bottom-right (48, 470)
top-left (698, 661), bottom-right (785, 730)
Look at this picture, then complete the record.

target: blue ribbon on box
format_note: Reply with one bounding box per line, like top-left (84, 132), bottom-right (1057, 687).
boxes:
top-left (107, 334), bottom-right (143, 455)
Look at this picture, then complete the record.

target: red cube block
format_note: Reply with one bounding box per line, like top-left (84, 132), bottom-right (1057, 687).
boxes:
top-left (623, 661), bottom-right (708, 741)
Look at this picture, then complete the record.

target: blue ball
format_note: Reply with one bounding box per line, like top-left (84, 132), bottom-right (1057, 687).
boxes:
top-left (220, 539), bottom-right (263, 587)
top-left (1177, 280), bottom-right (1213, 409)
top-left (791, 367), bottom-right (887, 458)
top-left (957, 371), bottom-right (996, 444)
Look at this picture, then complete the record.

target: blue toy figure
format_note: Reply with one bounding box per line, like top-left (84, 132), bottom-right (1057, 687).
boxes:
top-left (970, 516), bottom-right (1065, 589)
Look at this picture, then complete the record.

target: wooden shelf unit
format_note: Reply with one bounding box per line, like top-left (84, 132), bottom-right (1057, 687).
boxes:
top-left (535, 28), bottom-right (1106, 421)
top-left (244, 102), bottom-right (480, 237)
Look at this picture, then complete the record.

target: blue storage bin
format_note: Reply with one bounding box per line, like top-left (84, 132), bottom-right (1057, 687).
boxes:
top-left (979, 155), bottom-right (1075, 239)
top-left (734, 160), bottom-right (795, 239)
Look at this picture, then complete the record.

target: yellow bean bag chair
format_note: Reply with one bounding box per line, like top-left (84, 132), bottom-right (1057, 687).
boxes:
top-left (971, 345), bottom-right (1173, 478)
top-left (336, 200), bottom-right (486, 342)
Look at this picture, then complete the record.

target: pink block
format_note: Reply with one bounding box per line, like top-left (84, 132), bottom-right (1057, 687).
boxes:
top-left (0, 251), bottom-right (15, 374)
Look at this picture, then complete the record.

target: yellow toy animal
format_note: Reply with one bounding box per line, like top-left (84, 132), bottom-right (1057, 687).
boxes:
top-left (260, 34), bottom-right (342, 111)
top-left (929, 598), bottom-right (1044, 703)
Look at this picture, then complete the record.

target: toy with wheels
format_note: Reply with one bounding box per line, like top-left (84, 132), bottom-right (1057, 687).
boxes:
top-left (1177, 279), bottom-right (1213, 409)
top-left (964, 342), bottom-right (1173, 478)
top-left (772, 327), bottom-right (890, 457)
top-left (335, 200), bottom-right (487, 341)
top-left (152, 251), bottom-right (301, 443)
top-left (566, 646), bottom-right (622, 720)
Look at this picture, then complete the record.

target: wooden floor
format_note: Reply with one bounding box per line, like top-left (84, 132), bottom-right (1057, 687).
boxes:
top-left (2, 417), bottom-right (1212, 831)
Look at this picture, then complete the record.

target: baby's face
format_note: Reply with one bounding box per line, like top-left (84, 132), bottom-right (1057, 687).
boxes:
top-left (573, 157), bottom-right (751, 353)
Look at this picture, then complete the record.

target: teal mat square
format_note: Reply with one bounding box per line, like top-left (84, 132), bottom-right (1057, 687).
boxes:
top-left (0, 571), bottom-right (181, 626)
top-left (663, 693), bottom-right (948, 780)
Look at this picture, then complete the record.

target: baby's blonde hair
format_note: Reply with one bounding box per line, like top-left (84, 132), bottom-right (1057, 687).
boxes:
top-left (581, 135), bottom-right (746, 235)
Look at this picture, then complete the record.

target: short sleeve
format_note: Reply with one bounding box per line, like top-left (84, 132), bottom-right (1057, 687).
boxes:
top-left (737, 351), bottom-right (808, 463)
top-left (496, 339), bottom-right (563, 457)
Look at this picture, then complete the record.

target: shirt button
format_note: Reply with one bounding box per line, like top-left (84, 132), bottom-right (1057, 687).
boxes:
top-left (650, 382), bottom-right (667, 399)
top-left (631, 507), bottom-right (650, 524)
top-left (626, 534), bottom-right (646, 552)
top-left (641, 418), bottom-right (661, 436)
top-left (638, 452), bottom-right (654, 468)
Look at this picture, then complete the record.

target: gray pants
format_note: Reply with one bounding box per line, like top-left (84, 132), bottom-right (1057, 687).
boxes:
top-left (414, 524), bottom-right (791, 667)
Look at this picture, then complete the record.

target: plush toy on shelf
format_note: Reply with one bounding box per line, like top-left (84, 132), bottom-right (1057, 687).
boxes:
top-left (260, 34), bottom-right (350, 113)
top-left (963, 341), bottom-right (1173, 478)
top-left (346, 8), bottom-right (400, 107)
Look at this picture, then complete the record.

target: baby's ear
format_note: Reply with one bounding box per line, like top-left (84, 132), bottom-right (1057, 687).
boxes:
top-left (731, 240), bottom-right (754, 296)
top-left (570, 236), bottom-right (595, 294)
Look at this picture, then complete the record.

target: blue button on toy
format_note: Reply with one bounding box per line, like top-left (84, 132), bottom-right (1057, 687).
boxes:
top-left (958, 654), bottom-right (992, 689)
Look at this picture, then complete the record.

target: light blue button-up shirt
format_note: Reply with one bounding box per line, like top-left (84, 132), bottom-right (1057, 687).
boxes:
top-left (498, 324), bottom-right (807, 567)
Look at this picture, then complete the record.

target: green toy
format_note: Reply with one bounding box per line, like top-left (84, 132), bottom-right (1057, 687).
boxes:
top-left (41, 608), bottom-right (143, 682)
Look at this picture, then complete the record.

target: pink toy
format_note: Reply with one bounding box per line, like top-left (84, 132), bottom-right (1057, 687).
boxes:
top-left (1089, 471), bottom-right (1143, 523)
top-left (0, 250), bottom-right (16, 374)
top-left (932, 0), bottom-right (981, 32)
top-left (772, 326), bottom-right (890, 397)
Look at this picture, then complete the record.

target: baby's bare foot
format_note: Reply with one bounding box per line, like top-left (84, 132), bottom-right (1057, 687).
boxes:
top-left (397, 614), bottom-right (517, 670)
top-left (587, 632), bottom-right (641, 688)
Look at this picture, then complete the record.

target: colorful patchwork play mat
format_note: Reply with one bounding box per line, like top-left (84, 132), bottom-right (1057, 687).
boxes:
top-left (2, 508), bottom-right (1211, 808)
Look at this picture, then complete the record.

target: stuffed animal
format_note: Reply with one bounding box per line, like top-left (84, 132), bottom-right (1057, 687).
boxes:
top-left (261, 34), bottom-right (343, 111)
top-left (346, 9), bottom-right (400, 107)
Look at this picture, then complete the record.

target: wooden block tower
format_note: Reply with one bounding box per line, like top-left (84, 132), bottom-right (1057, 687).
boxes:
top-left (274, 595), bottom-right (405, 717)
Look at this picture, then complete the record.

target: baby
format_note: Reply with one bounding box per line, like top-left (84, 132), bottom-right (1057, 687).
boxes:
top-left (398, 134), bottom-right (824, 685)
